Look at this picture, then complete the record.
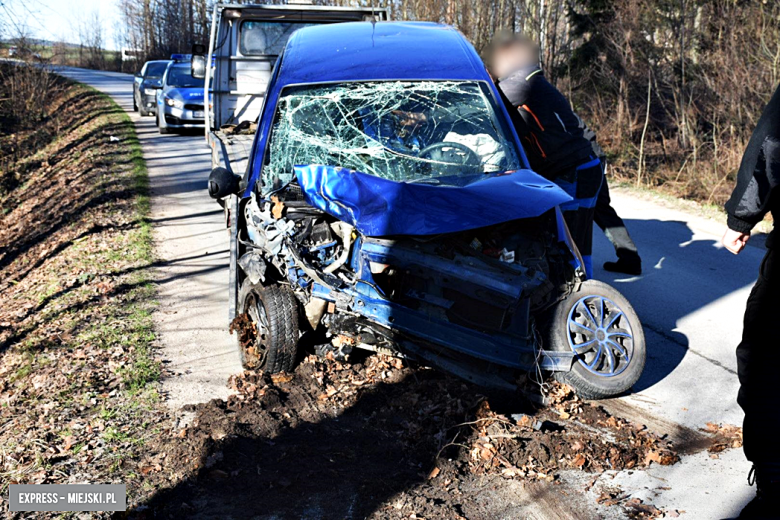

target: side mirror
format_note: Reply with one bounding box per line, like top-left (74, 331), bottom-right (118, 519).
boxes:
top-left (208, 167), bottom-right (241, 199)
top-left (191, 43), bottom-right (207, 79)
top-left (191, 55), bottom-right (207, 79)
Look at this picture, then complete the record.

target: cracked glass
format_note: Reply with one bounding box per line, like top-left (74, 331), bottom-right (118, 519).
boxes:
top-left (261, 81), bottom-right (522, 191)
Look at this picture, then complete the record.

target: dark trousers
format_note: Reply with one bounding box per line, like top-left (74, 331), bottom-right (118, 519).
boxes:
top-left (555, 159), bottom-right (603, 278)
top-left (737, 248), bottom-right (780, 463)
top-left (594, 179), bottom-right (640, 261)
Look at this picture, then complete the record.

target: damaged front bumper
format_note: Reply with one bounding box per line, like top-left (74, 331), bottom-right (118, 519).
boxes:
top-left (306, 236), bottom-right (576, 375)
top-left (310, 282), bottom-right (575, 372)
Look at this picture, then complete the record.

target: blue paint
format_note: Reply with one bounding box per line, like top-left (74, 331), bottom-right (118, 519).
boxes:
top-left (279, 22), bottom-right (485, 85)
top-left (576, 157), bottom-right (601, 171)
top-left (294, 164), bottom-right (571, 237)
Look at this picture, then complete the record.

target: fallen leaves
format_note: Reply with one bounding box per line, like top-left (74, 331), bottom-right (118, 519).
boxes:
top-left (270, 373), bottom-right (294, 385)
top-left (572, 453), bottom-right (587, 468)
top-left (0, 72), bottom-right (165, 508)
top-left (457, 382), bottom-right (680, 485)
top-left (644, 449), bottom-right (678, 466)
top-left (702, 422), bottom-right (743, 456)
top-left (624, 497), bottom-right (664, 518)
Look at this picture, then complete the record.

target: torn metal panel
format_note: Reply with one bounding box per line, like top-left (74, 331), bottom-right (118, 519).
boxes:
top-left (244, 194), bottom-right (296, 255)
top-left (237, 251), bottom-right (267, 285)
top-left (295, 164), bottom-right (571, 236)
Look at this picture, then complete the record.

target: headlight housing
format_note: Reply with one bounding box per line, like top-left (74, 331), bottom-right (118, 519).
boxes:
top-left (165, 97), bottom-right (184, 109)
top-left (143, 88), bottom-right (156, 95)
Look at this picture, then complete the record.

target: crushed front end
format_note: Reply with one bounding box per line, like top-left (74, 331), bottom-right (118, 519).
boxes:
top-left (236, 171), bottom-right (581, 387)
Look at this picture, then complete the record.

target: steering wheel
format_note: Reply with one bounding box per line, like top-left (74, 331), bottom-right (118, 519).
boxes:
top-left (418, 141), bottom-right (481, 167)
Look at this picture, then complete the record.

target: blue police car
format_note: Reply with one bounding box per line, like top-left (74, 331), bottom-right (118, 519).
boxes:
top-left (155, 55), bottom-right (206, 134)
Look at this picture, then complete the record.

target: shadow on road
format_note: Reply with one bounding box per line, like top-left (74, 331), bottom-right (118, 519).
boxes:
top-left (594, 218), bottom-right (759, 392)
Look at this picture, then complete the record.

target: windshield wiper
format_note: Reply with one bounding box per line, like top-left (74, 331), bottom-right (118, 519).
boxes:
top-left (406, 177), bottom-right (441, 185)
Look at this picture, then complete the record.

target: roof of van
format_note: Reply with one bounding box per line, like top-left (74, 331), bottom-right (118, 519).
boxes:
top-left (277, 22), bottom-right (488, 86)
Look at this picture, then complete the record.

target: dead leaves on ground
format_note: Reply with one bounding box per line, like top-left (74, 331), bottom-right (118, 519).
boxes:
top-left (702, 422), bottom-right (743, 457)
top-left (462, 383), bottom-right (678, 485)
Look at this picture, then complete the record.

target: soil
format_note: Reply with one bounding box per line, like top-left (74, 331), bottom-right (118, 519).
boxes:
top-left (134, 350), bottom-right (677, 519)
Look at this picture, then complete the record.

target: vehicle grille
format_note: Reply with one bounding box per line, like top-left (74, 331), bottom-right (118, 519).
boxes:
top-left (184, 104), bottom-right (204, 111)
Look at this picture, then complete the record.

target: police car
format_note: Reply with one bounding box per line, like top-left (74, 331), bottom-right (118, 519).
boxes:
top-left (155, 54), bottom-right (206, 134)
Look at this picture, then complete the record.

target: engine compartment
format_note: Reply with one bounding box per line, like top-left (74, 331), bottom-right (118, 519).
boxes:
top-left (236, 181), bottom-right (576, 366)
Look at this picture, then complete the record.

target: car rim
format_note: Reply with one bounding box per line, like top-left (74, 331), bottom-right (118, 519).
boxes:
top-left (566, 295), bottom-right (634, 377)
top-left (245, 293), bottom-right (270, 368)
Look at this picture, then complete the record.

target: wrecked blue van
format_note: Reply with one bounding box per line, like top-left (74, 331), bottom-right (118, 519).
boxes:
top-left (207, 22), bottom-right (646, 399)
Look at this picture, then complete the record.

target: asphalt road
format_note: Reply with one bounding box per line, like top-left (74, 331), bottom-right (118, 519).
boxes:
top-left (56, 67), bottom-right (242, 411)
top-left (57, 66), bottom-right (756, 518)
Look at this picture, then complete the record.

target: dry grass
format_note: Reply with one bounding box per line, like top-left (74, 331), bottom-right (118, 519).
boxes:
top-left (0, 65), bottom-right (165, 515)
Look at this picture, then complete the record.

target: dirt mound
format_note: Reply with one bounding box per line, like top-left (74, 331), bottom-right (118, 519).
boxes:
top-left (135, 353), bottom-right (677, 519)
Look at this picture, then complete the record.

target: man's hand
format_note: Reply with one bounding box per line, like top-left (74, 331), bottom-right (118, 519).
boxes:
top-left (722, 228), bottom-right (751, 254)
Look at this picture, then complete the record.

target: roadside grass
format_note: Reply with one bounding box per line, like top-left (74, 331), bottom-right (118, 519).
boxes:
top-left (0, 67), bottom-right (166, 509)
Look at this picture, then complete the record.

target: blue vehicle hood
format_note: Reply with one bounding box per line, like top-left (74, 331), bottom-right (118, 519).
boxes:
top-left (294, 165), bottom-right (572, 237)
top-left (165, 87), bottom-right (204, 102)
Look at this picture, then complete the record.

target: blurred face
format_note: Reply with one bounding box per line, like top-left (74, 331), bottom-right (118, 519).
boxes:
top-left (489, 40), bottom-right (539, 79)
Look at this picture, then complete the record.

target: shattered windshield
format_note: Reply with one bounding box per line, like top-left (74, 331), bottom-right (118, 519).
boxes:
top-left (261, 81), bottom-right (522, 190)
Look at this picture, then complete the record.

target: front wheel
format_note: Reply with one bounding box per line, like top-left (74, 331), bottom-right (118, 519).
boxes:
top-left (157, 114), bottom-right (170, 134)
top-left (541, 280), bottom-right (646, 400)
top-left (236, 281), bottom-right (299, 373)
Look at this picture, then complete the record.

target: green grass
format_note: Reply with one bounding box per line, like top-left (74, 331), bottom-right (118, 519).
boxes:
top-left (102, 427), bottom-right (130, 444)
top-left (99, 407), bottom-right (117, 420)
top-left (68, 85), bottom-right (161, 398)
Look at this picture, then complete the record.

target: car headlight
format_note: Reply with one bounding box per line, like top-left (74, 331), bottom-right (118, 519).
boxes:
top-left (143, 88), bottom-right (156, 95)
top-left (165, 97), bottom-right (184, 108)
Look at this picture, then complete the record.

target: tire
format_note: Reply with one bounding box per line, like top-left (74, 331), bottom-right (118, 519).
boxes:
top-left (133, 93), bottom-right (138, 112)
top-left (237, 281), bottom-right (299, 373)
top-left (157, 114), bottom-right (169, 134)
top-left (541, 280), bottom-right (646, 400)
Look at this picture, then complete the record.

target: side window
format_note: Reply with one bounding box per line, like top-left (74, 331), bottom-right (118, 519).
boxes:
top-left (140, 63), bottom-right (147, 77)
top-left (240, 21), bottom-right (315, 56)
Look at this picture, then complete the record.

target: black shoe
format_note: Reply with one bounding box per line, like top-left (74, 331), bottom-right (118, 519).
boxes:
top-left (603, 257), bottom-right (642, 275)
top-left (737, 466), bottom-right (780, 519)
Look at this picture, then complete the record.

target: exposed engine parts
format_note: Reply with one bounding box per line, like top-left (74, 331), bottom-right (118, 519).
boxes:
top-left (236, 184), bottom-right (575, 365)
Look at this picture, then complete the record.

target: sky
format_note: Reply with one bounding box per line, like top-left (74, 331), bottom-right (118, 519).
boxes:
top-left (2, 0), bottom-right (121, 50)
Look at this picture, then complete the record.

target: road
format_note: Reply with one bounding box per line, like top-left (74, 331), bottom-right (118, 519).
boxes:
top-left (56, 67), bottom-right (242, 412)
top-left (58, 66), bottom-right (755, 518)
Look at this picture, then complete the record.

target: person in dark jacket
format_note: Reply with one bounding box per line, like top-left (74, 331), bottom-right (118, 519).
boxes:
top-left (489, 36), bottom-right (602, 278)
top-left (723, 83), bottom-right (780, 519)
top-left (579, 118), bottom-right (643, 275)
